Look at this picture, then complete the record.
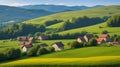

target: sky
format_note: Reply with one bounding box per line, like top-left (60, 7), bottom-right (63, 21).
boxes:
top-left (0, 0), bottom-right (120, 6)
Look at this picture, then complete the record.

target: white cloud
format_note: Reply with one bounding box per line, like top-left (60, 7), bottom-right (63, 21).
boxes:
top-left (0, 2), bottom-right (30, 6)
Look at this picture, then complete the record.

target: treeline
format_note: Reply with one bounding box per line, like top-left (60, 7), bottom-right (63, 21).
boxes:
top-left (47, 31), bottom-right (88, 39)
top-left (45, 19), bottom-right (63, 26)
top-left (107, 15), bottom-right (120, 27)
top-left (0, 46), bottom-right (55, 62)
top-left (0, 23), bottom-right (46, 39)
top-left (60, 16), bottom-right (107, 30)
top-left (0, 48), bottom-right (21, 61)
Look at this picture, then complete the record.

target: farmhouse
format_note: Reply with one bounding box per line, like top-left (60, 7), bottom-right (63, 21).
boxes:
top-left (99, 34), bottom-right (110, 42)
top-left (40, 43), bottom-right (48, 47)
top-left (19, 42), bottom-right (25, 47)
top-left (77, 34), bottom-right (93, 43)
top-left (38, 34), bottom-right (48, 40)
top-left (77, 37), bottom-right (86, 43)
top-left (29, 37), bottom-right (35, 42)
top-left (84, 34), bottom-right (93, 42)
top-left (96, 38), bottom-right (105, 44)
top-left (52, 42), bottom-right (64, 51)
top-left (17, 36), bottom-right (28, 41)
top-left (22, 42), bottom-right (33, 52)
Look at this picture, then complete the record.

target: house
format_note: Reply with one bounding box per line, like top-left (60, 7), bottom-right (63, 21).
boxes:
top-left (40, 43), bottom-right (48, 47)
top-left (84, 34), bottom-right (93, 42)
top-left (29, 37), bottom-right (35, 42)
top-left (19, 42), bottom-right (25, 47)
top-left (96, 38), bottom-right (105, 44)
top-left (22, 42), bottom-right (33, 52)
top-left (52, 42), bottom-right (64, 51)
top-left (77, 37), bottom-right (86, 43)
top-left (99, 34), bottom-right (110, 42)
top-left (38, 34), bottom-right (48, 40)
top-left (17, 36), bottom-right (28, 41)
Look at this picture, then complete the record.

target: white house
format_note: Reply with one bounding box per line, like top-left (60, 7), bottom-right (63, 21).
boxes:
top-left (52, 42), bottom-right (64, 51)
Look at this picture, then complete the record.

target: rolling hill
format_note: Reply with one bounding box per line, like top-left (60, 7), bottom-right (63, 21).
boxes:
top-left (24, 5), bottom-right (120, 25)
top-left (20, 4), bottom-right (104, 12)
top-left (0, 5), bottom-right (54, 28)
top-left (58, 22), bottom-right (120, 35)
top-left (23, 5), bottom-right (120, 35)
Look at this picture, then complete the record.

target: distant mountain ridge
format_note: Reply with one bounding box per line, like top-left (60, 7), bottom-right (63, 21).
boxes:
top-left (0, 5), bottom-right (53, 23)
top-left (20, 5), bottom-right (104, 12)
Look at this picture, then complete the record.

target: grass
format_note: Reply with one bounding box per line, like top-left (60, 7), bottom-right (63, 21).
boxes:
top-left (1, 56), bottom-right (120, 66)
top-left (58, 22), bottom-right (120, 35)
top-left (1, 47), bottom-right (120, 67)
top-left (22, 6), bottom-right (120, 35)
top-left (0, 40), bottom-right (19, 53)
top-left (23, 6), bottom-right (120, 25)
top-left (38, 47), bottom-right (120, 58)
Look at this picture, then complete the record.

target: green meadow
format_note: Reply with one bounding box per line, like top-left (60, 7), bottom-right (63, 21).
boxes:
top-left (58, 22), bottom-right (120, 35)
top-left (1, 47), bottom-right (120, 67)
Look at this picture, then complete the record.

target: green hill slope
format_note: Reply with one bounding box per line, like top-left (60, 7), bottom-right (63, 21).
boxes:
top-left (1, 47), bottom-right (120, 67)
top-left (58, 22), bottom-right (120, 35)
top-left (24, 6), bottom-right (120, 25)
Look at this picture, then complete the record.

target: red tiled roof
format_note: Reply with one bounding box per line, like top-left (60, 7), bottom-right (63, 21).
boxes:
top-left (96, 38), bottom-right (104, 42)
top-left (29, 37), bottom-right (34, 41)
top-left (24, 42), bottom-right (33, 48)
top-left (19, 42), bottom-right (25, 45)
top-left (99, 34), bottom-right (109, 38)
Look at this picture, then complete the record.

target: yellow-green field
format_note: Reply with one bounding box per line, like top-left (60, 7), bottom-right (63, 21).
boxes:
top-left (1, 47), bottom-right (120, 67)
top-left (1, 56), bottom-right (120, 67)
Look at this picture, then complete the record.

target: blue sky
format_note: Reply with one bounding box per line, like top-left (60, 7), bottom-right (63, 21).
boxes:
top-left (0, 0), bottom-right (120, 6)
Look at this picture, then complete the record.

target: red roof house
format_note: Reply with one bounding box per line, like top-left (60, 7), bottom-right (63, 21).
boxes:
top-left (96, 38), bottom-right (105, 44)
top-left (99, 34), bottom-right (110, 42)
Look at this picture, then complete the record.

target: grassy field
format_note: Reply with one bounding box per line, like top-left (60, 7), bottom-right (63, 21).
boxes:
top-left (38, 47), bottom-right (120, 58)
top-left (1, 47), bottom-right (120, 67)
top-left (0, 40), bottom-right (19, 53)
top-left (58, 22), bottom-right (120, 35)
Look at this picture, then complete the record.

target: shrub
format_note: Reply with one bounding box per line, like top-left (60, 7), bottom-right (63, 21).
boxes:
top-left (0, 53), bottom-right (6, 61)
top-left (27, 45), bottom-right (40, 56)
top-left (37, 48), bottom-right (49, 55)
top-left (70, 41), bottom-right (83, 49)
top-left (102, 30), bottom-right (108, 34)
top-left (4, 48), bottom-right (21, 60)
top-left (107, 15), bottom-right (120, 27)
top-left (49, 47), bottom-right (55, 52)
top-left (88, 38), bottom-right (98, 46)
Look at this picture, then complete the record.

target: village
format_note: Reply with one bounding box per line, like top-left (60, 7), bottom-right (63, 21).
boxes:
top-left (17, 34), bottom-right (120, 52)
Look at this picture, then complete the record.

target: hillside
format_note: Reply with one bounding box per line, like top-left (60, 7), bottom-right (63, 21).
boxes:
top-left (58, 22), bottom-right (120, 35)
top-left (0, 5), bottom-right (54, 28)
top-left (24, 6), bottom-right (120, 25)
top-left (20, 4), bottom-right (103, 12)
top-left (1, 47), bottom-right (120, 67)
top-left (22, 5), bottom-right (120, 35)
